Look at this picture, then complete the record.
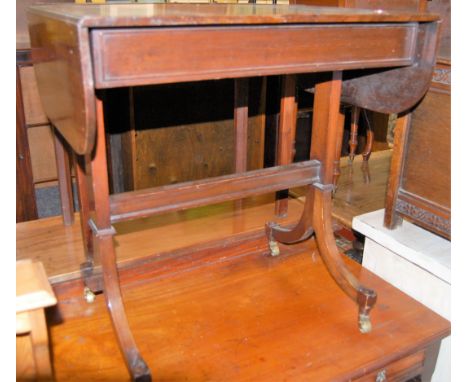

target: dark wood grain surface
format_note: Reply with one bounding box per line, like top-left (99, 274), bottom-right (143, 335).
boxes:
top-left (290, 0), bottom-right (427, 11)
top-left (28, 3), bottom-right (439, 26)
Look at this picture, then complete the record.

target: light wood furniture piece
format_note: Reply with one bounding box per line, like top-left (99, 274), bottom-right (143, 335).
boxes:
top-left (16, 259), bottom-right (57, 381)
top-left (28, 4), bottom-right (440, 380)
top-left (385, 0), bottom-right (451, 240)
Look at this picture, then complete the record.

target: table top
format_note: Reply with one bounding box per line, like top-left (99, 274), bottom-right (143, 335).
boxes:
top-left (29, 3), bottom-right (439, 27)
top-left (27, 3), bottom-right (439, 156)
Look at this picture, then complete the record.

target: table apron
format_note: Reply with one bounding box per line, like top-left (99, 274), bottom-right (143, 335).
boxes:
top-left (91, 23), bottom-right (417, 88)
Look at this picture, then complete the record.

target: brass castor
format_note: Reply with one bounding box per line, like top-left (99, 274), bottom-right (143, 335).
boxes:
top-left (83, 286), bottom-right (96, 304)
top-left (268, 240), bottom-right (280, 257)
top-left (358, 313), bottom-right (372, 334)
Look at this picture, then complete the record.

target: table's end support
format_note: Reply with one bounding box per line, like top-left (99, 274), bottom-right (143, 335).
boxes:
top-left (265, 186), bottom-right (317, 257)
top-left (357, 287), bottom-right (377, 334)
top-left (86, 216), bottom-right (153, 381)
top-left (312, 184), bottom-right (378, 333)
top-left (265, 178), bottom-right (378, 332)
top-left (265, 220), bottom-right (315, 257)
top-left (128, 353), bottom-right (152, 382)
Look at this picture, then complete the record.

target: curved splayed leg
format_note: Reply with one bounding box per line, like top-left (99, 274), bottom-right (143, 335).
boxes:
top-left (312, 186), bottom-right (377, 333)
top-left (265, 186), bottom-right (315, 256)
top-left (89, 95), bottom-right (152, 381)
top-left (97, 233), bottom-right (152, 381)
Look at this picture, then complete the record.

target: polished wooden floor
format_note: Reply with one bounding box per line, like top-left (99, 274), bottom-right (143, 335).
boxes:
top-left (17, 149), bottom-right (397, 381)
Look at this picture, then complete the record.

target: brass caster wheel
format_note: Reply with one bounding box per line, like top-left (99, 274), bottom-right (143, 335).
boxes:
top-left (268, 240), bottom-right (280, 257)
top-left (375, 369), bottom-right (387, 382)
top-left (358, 313), bottom-right (372, 334)
top-left (83, 286), bottom-right (96, 304)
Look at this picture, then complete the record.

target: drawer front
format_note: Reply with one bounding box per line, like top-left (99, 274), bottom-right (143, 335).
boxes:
top-left (91, 23), bottom-right (416, 88)
top-left (353, 351), bottom-right (424, 382)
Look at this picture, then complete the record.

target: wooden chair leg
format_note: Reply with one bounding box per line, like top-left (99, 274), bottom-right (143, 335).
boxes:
top-left (384, 114), bottom-right (410, 229)
top-left (361, 109), bottom-right (374, 162)
top-left (52, 126), bottom-right (75, 226)
top-left (275, 74), bottom-right (297, 217)
top-left (89, 95), bottom-right (151, 381)
top-left (348, 105), bottom-right (360, 162)
top-left (28, 309), bottom-right (53, 380)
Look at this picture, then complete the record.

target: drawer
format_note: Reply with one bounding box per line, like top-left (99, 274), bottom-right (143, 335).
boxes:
top-left (91, 23), bottom-right (416, 89)
top-left (353, 351), bottom-right (424, 382)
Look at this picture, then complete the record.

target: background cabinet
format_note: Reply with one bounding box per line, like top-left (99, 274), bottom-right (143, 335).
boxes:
top-left (16, 0), bottom-right (74, 222)
top-left (385, 0), bottom-right (451, 239)
top-left (104, 79), bottom-right (266, 193)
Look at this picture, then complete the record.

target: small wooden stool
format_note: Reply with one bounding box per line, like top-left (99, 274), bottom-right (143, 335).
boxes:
top-left (16, 259), bottom-right (57, 381)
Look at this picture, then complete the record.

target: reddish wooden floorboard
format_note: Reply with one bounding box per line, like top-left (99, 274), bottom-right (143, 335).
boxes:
top-left (17, 195), bottom-right (304, 284)
top-left (46, 238), bottom-right (449, 382)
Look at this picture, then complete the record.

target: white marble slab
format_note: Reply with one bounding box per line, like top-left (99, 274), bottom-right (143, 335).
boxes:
top-left (352, 209), bottom-right (451, 284)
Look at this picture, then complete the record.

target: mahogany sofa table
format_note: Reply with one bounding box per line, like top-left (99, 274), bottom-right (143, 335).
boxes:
top-left (28, 3), bottom-right (440, 381)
